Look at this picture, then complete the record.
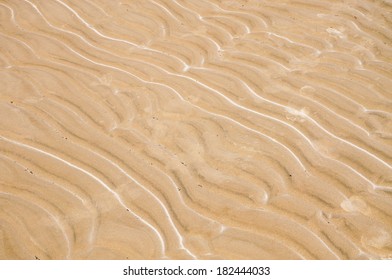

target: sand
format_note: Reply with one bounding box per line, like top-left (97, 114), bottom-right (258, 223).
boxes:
top-left (0, 0), bottom-right (391, 259)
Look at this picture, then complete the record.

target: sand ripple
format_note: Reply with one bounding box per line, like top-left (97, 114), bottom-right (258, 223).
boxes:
top-left (0, 0), bottom-right (391, 259)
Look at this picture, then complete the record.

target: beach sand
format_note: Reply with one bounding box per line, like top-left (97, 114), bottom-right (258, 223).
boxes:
top-left (0, 0), bottom-right (391, 259)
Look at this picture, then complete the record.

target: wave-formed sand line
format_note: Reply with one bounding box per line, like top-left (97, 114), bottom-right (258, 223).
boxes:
top-left (1, 0), bottom-right (391, 259)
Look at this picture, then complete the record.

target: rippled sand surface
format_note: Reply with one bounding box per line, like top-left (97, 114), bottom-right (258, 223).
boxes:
top-left (0, 0), bottom-right (391, 260)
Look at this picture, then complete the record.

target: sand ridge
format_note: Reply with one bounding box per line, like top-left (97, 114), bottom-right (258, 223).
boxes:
top-left (0, 0), bottom-right (391, 259)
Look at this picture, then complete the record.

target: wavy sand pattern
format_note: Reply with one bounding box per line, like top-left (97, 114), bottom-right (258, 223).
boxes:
top-left (0, 0), bottom-right (391, 259)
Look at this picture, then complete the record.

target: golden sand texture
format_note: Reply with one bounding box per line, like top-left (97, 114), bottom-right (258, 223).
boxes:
top-left (0, 0), bottom-right (391, 259)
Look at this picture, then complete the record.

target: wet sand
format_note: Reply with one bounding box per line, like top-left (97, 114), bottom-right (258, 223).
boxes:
top-left (0, 0), bottom-right (391, 259)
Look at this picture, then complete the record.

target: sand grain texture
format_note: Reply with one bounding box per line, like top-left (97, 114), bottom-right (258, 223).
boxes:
top-left (0, 0), bottom-right (391, 259)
